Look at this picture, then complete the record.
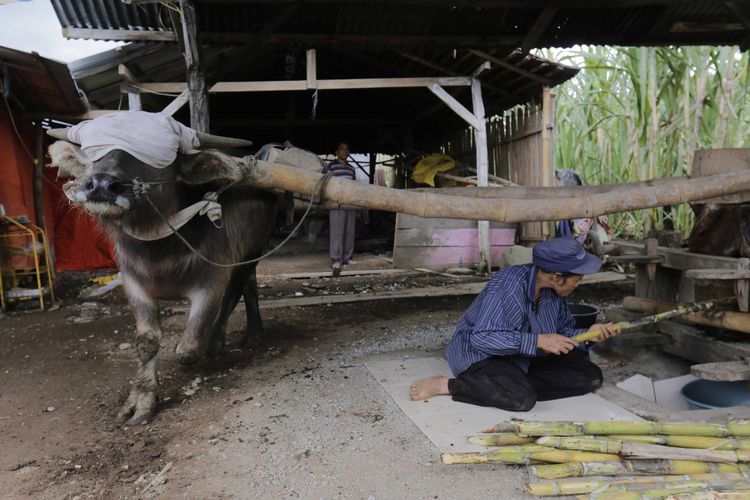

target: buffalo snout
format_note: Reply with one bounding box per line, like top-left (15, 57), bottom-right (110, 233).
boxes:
top-left (82, 173), bottom-right (126, 202)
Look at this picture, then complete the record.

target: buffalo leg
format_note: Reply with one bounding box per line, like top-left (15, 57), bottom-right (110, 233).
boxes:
top-left (118, 277), bottom-right (161, 425)
top-left (207, 279), bottom-right (245, 358)
top-left (175, 288), bottom-right (224, 365)
top-left (240, 266), bottom-right (264, 346)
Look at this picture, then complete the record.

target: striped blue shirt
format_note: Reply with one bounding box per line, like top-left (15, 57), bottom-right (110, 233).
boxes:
top-left (327, 160), bottom-right (355, 180)
top-left (445, 264), bottom-right (587, 376)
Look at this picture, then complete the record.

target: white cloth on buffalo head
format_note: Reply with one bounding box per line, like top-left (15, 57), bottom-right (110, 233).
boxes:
top-left (67, 111), bottom-right (199, 168)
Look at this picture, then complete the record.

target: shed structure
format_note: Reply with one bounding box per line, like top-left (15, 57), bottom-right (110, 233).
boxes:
top-left (45, 0), bottom-right (750, 271)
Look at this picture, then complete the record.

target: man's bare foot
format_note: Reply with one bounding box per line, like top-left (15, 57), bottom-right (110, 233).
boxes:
top-left (410, 375), bottom-right (450, 401)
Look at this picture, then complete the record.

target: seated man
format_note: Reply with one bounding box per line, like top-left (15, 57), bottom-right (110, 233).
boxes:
top-left (409, 238), bottom-right (618, 411)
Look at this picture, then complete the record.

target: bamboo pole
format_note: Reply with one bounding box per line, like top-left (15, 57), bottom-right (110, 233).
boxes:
top-left (537, 437), bottom-right (747, 464)
top-left (467, 433), bottom-right (535, 446)
top-left (441, 449), bottom-right (619, 465)
top-left (530, 461), bottom-right (750, 480)
top-left (600, 435), bottom-right (750, 450)
top-left (622, 296), bottom-right (750, 335)
top-left (488, 421), bottom-right (750, 437)
top-left (246, 160), bottom-right (750, 224)
top-left (525, 473), bottom-right (750, 496)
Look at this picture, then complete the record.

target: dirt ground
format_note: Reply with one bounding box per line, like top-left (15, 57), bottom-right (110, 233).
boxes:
top-left (1, 251), bottom-right (667, 499)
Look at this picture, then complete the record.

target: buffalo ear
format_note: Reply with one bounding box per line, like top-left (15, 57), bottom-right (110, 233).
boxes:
top-left (177, 150), bottom-right (249, 185)
top-left (48, 140), bottom-right (90, 179)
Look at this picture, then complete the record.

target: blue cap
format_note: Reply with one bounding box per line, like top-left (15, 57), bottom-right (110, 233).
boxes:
top-left (532, 237), bottom-right (601, 275)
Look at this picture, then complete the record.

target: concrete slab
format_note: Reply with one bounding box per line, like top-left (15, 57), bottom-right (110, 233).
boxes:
top-left (365, 357), bottom-right (641, 453)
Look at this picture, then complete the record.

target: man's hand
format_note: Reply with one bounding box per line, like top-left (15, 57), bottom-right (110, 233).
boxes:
top-left (537, 333), bottom-right (578, 355)
top-left (587, 323), bottom-right (619, 343)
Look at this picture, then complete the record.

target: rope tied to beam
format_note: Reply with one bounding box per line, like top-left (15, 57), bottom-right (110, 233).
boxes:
top-left (142, 172), bottom-right (334, 268)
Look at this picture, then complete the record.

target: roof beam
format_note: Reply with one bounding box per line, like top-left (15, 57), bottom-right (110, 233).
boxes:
top-left (725, 1), bottom-right (750, 50)
top-left (470, 50), bottom-right (552, 84)
top-left (397, 52), bottom-right (517, 99)
top-left (428, 83), bottom-right (481, 130)
top-left (203, 33), bottom-right (523, 48)
top-left (520, 7), bottom-right (559, 53)
top-left (62, 27), bottom-right (177, 42)
top-left (194, 0), bottom-right (708, 6)
top-left (118, 64), bottom-right (138, 84)
top-left (161, 89), bottom-right (191, 116)
top-left (213, 117), bottom-right (404, 128)
top-left (137, 76), bottom-right (473, 94)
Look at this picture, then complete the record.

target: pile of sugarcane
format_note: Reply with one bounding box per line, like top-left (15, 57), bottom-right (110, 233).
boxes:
top-left (441, 420), bottom-right (750, 500)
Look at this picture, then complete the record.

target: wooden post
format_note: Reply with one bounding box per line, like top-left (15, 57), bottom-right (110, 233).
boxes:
top-left (118, 64), bottom-right (143, 112)
top-left (33, 122), bottom-right (45, 230)
top-left (541, 86), bottom-right (554, 239)
top-left (471, 77), bottom-right (491, 274)
top-left (306, 49), bottom-right (317, 89)
top-left (178, 0), bottom-right (209, 132)
top-left (127, 87), bottom-right (142, 111)
top-left (369, 152), bottom-right (376, 185)
top-left (737, 258), bottom-right (750, 312)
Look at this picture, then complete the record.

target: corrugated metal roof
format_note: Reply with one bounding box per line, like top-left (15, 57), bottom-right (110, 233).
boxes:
top-left (0, 46), bottom-right (85, 117)
top-left (50, 1), bottom-right (749, 48)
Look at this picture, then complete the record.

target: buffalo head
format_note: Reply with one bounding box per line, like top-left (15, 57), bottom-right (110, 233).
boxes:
top-left (47, 111), bottom-right (253, 221)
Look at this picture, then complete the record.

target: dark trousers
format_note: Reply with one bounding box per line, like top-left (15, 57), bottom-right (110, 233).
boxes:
top-left (447, 349), bottom-right (603, 411)
top-left (329, 209), bottom-right (356, 265)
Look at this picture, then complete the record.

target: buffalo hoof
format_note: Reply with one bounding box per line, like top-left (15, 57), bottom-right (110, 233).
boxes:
top-left (176, 349), bottom-right (201, 366)
top-left (206, 339), bottom-right (225, 359)
top-left (117, 390), bottom-right (157, 426)
top-left (240, 328), bottom-right (266, 348)
top-left (175, 339), bottom-right (201, 365)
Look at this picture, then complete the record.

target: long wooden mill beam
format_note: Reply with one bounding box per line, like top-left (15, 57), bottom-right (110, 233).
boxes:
top-left (243, 159), bottom-right (750, 224)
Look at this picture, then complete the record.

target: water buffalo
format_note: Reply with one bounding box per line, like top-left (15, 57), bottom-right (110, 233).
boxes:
top-left (48, 112), bottom-right (277, 425)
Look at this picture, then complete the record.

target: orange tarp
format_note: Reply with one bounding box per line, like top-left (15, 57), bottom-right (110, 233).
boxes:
top-left (0, 104), bottom-right (116, 271)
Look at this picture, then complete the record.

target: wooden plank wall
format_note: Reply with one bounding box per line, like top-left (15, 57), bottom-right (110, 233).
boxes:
top-left (393, 213), bottom-right (516, 269)
top-left (440, 103), bottom-right (548, 243)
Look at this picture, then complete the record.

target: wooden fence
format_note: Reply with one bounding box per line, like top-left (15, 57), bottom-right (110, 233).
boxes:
top-left (439, 90), bottom-right (555, 243)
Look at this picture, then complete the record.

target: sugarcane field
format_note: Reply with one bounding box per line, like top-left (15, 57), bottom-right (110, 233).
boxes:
top-left (8, 2), bottom-right (750, 500)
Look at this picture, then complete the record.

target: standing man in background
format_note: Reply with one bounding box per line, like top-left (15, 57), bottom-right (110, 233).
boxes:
top-left (327, 142), bottom-right (356, 277)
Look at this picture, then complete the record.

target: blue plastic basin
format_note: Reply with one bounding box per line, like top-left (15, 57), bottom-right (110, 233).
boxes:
top-left (681, 379), bottom-right (750, 410)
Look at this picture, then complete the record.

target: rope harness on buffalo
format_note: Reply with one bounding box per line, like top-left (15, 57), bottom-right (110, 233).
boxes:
top-left (139, 161), bottom-right (335, 268)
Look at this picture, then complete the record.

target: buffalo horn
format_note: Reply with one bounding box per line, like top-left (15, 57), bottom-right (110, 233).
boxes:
top-left (196, 132), bottom-right (252, 149)
top-left (46, 128), bottom-right (72, 141)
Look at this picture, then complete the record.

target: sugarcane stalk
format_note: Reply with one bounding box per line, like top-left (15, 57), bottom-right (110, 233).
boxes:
top-left (666, 491), bottom-right (750, 500)
top-left (583, 481), bottom-right (750, 500)
top-left (537, 436), bottom-right (624, 453)
top-left (487, 421), bottom-right (750, 437)
top-left (530, 450), bottom-right (621, 463)
top-left (467, 433), bottom-right (535, 446)
top-left (601, 435), bottom-right (750, 451)
top-left (440, 450), bottom-right (540, 465)
top-left (440, 448), bottom-right (617, 465)
top-left (440, 446), bottom-right (554, 465)
top-left (620, 442), bottom-right (748, 464)
top-left (524, 473), bottom-right (750, 496)
top-left (530, 461), bottom-right (750, 480)
top-left (537, 437), bottom-right (746, 463)
top-left (572, 299), bottom-right (725, 343)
